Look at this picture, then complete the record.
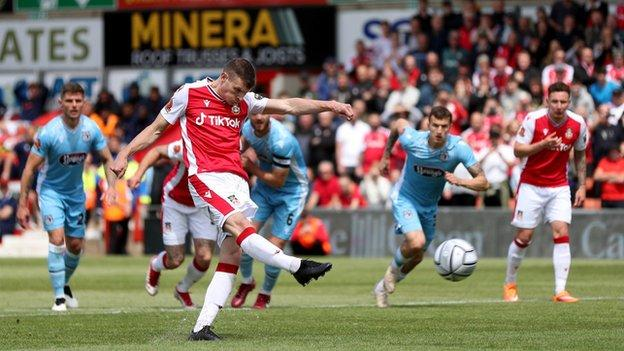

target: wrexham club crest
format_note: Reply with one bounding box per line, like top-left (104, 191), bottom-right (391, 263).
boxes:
top-left (231, 105), bottom-right (241, 114)
top-left (565, 128), bottom-right (573, 140)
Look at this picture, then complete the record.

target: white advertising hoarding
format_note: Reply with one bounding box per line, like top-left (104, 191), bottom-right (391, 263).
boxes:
top-left (0, 18), bottom-right (103, 71)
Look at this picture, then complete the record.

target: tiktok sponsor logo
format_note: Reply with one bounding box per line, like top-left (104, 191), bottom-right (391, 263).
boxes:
top-left (195, 112), bottom-right (241, 129)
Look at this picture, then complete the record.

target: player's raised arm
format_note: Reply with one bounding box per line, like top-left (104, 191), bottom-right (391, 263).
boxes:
top-left (263, 98), bottom-right (354, 120)
top-left (127, 144), bottom-right (169, 189)
top-left (111, 114), bottom-right (171, 178)
top-left (379, 118), bottom-right (409, 176)
top-left (16, 152), bottom-right (45, 229)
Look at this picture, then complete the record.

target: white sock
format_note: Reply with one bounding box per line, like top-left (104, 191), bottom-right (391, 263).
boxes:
top-left (239, 233), bottom-right (301, 273)
top-left (151, 251), bottom-right (168, 272)
top-left (193, 263), bottom-right (237, 333)
top-left (374, 279), bottom-right (384, 293)
top-left (505, 240), bottom-right (527, 284)
top-left (553, 240), bottom-right (571, 294)
top-left (177, 258), bottom-right (208, 293)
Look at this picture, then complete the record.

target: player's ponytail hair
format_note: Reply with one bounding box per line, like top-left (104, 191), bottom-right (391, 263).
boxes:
top-left (224, 58), bottom-right (256, 90)
top-left (429, 105), bottom-right (453, 123)
top-left (547, 82), bottom-right (570, 97)
top-left (60, 82), bottom-right (85, 98)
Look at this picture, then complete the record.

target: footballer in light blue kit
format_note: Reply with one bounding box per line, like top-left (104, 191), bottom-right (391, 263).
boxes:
top-left (232, 113), bottom-right (309, 309)
top-left (17, 83), bottom-right (117, 312)
top-left (373, 106), bottom-right (489, 308)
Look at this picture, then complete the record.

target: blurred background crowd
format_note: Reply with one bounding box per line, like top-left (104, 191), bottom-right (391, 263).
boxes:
top-left (1, 0), bottom-right (624, 253)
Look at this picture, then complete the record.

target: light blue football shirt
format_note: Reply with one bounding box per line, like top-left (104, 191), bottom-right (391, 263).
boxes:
top-left (394, 128), bottom-right (478, 208)
top-left (32, 115), bottom-right (107, 194)
top-left (242, 118), bottom-right (308, 193)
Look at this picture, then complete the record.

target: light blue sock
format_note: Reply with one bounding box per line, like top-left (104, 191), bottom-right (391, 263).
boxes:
top-left (261, 265), bottom-right (281, 294)
top-left (390, 247), bottom-right (407, 269)
top-left (240, 252), bottom-right (254, 284)
top-left (64, 250), bottom-right (81, 284)
top-left (48, 244), bottom-right (66, 298)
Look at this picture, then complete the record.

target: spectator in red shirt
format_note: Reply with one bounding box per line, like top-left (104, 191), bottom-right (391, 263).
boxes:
top-left (361, 113), bottom-right (389, 175)
top-left (306, 161), bottom-right (341, 209)
top-left (461, 112), bottom-right (490, 156)
top-left (593, 143), bottom-right (624, 208)
top-left (338, 176), bottom-right (367, 209)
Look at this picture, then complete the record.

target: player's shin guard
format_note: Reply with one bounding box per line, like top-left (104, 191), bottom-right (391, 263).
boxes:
top-left (193, 263), bottom-right (238, 333)
top-left (553, 236), bottom-right (571, 294)
top-left (261, 265), bottom-right (281, 294)
top-left (240, 252), bottom-right (254, 284)
top-left (48, 244), bottom-right (66, 298)
top-left (177, 258), bottom-right (208, 293)
top-left (64, 250), bottom-right (81, 284)
top-left (505, 239), bottom-right (528, 284)
top-left (237, 228), bottom-right (301, 273)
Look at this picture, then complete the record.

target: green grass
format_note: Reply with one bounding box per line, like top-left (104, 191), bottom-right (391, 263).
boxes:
top-left (0, 256), bottom-right (622, 350)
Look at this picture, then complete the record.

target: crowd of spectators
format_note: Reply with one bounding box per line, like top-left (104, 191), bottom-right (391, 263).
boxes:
top-left (2, 0), bottom-right (624, 242)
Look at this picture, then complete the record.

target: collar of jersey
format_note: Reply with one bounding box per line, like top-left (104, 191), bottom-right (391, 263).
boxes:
top-left (205, 77), bottom-right (226, 103)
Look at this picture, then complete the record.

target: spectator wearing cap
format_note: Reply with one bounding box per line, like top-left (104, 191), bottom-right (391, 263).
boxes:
top-left (608, 89), bottom-right (624, 126)
top-left (542, 49), bottom-right (574, 90)
top-left (593, 143), bottom-right (624, 208)
top-left (589, 66), bottom-right (621, 105)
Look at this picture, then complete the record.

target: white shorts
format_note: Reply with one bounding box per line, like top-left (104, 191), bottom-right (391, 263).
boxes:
top-left (511, 183), bottom-right (571, 229)
top-left (187, 172), bottom-right (258, 229)
top-left (161, 196), bottom-right (224, 246)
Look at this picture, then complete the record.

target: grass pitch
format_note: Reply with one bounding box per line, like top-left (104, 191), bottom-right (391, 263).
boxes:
top-left (0, 256), bottom-right (622, 350)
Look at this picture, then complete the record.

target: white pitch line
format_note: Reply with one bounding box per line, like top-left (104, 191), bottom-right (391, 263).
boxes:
top-left (0, 296), bottom-right (622, 318)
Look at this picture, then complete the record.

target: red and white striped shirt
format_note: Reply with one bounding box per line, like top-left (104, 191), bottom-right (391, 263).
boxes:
top-left (161, 140), bottom-right (194, 207)
top-left (515, 108), bottom-right (587, 187)
top-left (160, 78), bottom-right (267, 180)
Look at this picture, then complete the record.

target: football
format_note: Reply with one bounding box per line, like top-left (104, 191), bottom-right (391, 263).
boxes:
top-left (433, 239), bottom-right (478, 281)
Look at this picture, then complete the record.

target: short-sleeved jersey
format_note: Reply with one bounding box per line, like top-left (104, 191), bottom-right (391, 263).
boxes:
top-left (162, 139), bottom-right (194, 206)
top-left (394, 128), bottom-right (478, 207)
top-left (515, 108), bottom-right (587, 187)
top-left (160, 78), bottom-right (268, 180)
top-left (32, 115), bottom-right (106, 194)
top-left (242, 118), bottom-right (308, 193)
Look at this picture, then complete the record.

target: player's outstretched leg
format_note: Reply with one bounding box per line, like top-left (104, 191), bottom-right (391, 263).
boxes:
top-left (503, 238), bottom-right (529, 302)
top-left (146, 251), bottom-right (175, 296)
top-left (49, 243), bottom-right (67, 311)
top-left (384, 247), bottom-right (408, 294)
top-left (231, 253), bottom-right (255, 308)
top-left (227, 219), bottom-right (332, 286)
top-left (552, 234), bottom-right (578, 303)
top-left (373, 279), bottom-right (389, 308)
top-left (174, 257), bottom-right (209, 309)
